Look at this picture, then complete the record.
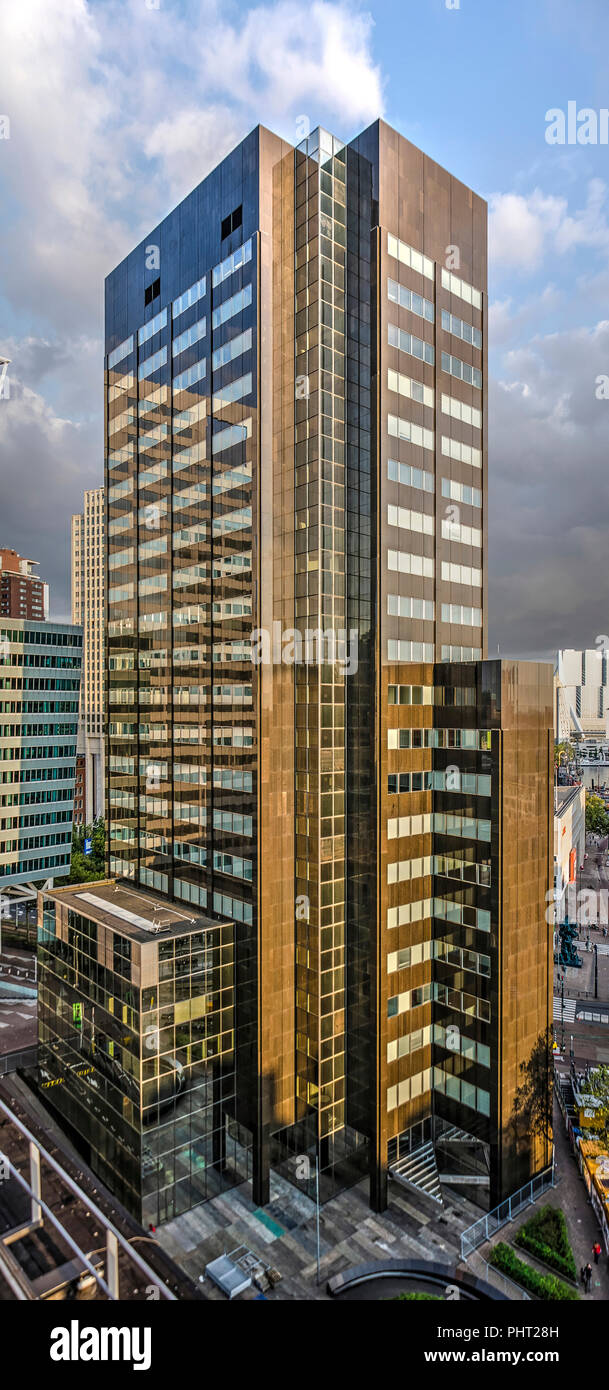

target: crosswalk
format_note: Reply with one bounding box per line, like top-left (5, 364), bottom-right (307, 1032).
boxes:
top-left (578, 1010), bottom-right (609, 1024)
top-left (553, 996), bottom-right (576, 1022)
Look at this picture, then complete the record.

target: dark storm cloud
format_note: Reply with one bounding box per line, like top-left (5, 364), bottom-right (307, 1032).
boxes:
top-left (488, 319), bottom-right (609, 657)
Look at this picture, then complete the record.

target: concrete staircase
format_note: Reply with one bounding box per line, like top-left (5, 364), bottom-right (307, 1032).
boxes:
top-left (389, 1140), bottom-right (442, 1204)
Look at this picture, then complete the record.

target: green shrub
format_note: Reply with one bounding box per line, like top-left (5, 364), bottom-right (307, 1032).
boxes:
top-left (515, 1206), bottom-right (577, 1282)
top-left (490, 1242), bottom-right (579, 1301)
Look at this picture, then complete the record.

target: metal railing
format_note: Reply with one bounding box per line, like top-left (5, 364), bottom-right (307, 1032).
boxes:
top-left (465, 1248), bottom-right (531, 1300)
top-left (0, 1046), bottom-right (37, 1076)
top-left (0, 1096), bottom-right (176, 1300)
top-left (460, 1163), bottom-right (556, 1261)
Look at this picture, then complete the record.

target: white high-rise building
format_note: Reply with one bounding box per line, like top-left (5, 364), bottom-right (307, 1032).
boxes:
top-left (71, 487), bottom-right (105, 822)
top-left (555, 648), bottom-right (609, 738)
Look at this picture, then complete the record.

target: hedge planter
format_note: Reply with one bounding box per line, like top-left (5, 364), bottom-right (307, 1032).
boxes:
top-left (489, 1242), bottom-right (579, 1301)
top-left (514, 1206), bottom-right (577, 1283)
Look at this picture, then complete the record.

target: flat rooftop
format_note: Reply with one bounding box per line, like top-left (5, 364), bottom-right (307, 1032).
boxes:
top-left (43, 879), bottom-right (231, 944)
top-left (556, 784), bottom-right (583, 812)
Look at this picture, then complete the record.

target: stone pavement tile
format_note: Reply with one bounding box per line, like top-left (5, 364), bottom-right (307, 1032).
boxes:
top-left (157, 1162), bottom-right (482, 1300)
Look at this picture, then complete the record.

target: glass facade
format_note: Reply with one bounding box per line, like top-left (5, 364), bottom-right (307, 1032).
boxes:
top-left (37, 883), bottom-right (235, 1224)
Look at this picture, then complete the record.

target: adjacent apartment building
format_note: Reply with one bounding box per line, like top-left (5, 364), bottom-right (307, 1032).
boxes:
top-left (71, 488), bottom-right (105, 822)
top-left (38, 119), bottom-right (553, 1226)
top-left (0, 549), bottom-right (49, 621)
top-left (0, 619), bottom-right (82, 889)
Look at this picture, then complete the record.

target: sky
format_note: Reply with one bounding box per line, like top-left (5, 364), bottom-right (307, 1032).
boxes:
top-left (0, 0), bottom-right (608, 656)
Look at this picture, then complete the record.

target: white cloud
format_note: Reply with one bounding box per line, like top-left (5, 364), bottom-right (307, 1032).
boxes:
top-left (0, 0), bottom-right (384, 614)
top-left (490, 180), bottom-right (609, 275)
top-left (488, 285), bottom-right (561, 347)
top-left (0, 0), bottom-right (383, 331)
top-left (197, 1), bottom-right (384, 127)
top-left (489, 190), bottom-right (567, 271)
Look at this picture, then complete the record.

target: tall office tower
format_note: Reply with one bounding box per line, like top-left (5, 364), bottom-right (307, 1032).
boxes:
top-left (104, 119), bottom-right (552, 1219)
top-left (0, 619), bottom-right (82, 889)
top-left (71, 488), bottom-right (105, 821)
top-left (0, 549), bottom-right (49, 621)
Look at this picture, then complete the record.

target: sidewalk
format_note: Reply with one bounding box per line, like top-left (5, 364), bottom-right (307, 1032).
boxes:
top-left (476, 1104), bottom-right (609, 1300)
top-left (551, 1103), bottom-right (609, 1299)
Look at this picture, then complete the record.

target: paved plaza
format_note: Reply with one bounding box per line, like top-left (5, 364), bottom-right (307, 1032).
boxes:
top-left (158, 1170), bottom-right (482, 1300)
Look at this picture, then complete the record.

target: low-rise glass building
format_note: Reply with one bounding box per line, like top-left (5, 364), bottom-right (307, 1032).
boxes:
top-left (37, 879), bottom-right (236, 1225)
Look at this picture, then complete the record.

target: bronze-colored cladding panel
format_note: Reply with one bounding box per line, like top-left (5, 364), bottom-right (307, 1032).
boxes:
top-left (496, 660), bottom-right (554, 1191)
top-left (257, 130), bottom-right (297, 1132)
top-left (369, 118), bottom-right (488, 675)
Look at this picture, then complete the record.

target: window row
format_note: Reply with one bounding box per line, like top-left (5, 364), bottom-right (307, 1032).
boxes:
top-left (138, 308), bottom-right (167, 346)
top-left (388, 232), bottom-right (434, 281)
top-left (441, 644), bottom-right (482, 661)
top-left (387, 983), bottom-right (432, 1018)
top-left (435, 935), bottom-right (490, 975)
top-left (387, 1023), bottom-right (432, 1064)
top-left (387, 897), bottom-right (432, 931)
top-left (108, 336), bottom-right (134, 371)
top-left (389, 322), bottom-right (434, 365)
top-left (433, 1067), bottom-right (489, 1115)
top-left (388, 369), bottom-right (434, 410)
top-left (441, 560), bottom-right (482, 588)
top-left (433, 811), bottom-right (491, 842)
top-left (387, 594), bottom-right (434, 621)
top-left (434, 1021), bottom-right (490, 1067)
top-left (388, 549), bottom-right (434, 578)
top-left (435, 980), bottom-right (491, 1023)
top-left (441, 351), bottom-right (482, 390)
top-left (388, 940), bottom-right (433, 973)
top-left (441, 603), bottom-right (482, 627)
top-left (441, 267), bottom-right (482, 310)
top-left (388, 277), bottom-right (434, 322)
top-left (172, 315), bottom-right (206, 358)
top-left (388, 641), bottom-right (434, 663)
top-left (441, 309), bottom-right (482, 349)
top-left (387, 1067), bottom-right (432, 1113)
top-left (139, 347), bottom-right (167, 381)
top-left (388, 503), bottom-right (434, 535)
top-left (441, 436), bottom-right (482, 470)
top-left (388, 414), bottom-right (434, 452)
top-left (388, 684), bottom-right (433, 705)
top-left (173, 275), bottom-right (207, 321)
top-left (388, 772), bottom-right (433, 794)
top-left (387, 854), bottom-right (432, 885)
top-left (387, 812), bottom-right (432, 840)
top-left (441, 478), bottom-right (482, 508)
top-left (441, 519), bottom-right (482, 548)
top-left (388, 457), bottom-right (433, 493)
top-left (432, 770), bottom-right (490, 796)
top-left (441, 392), bottom-right (482, 430)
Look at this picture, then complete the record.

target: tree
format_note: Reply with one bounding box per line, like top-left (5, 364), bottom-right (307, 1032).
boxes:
top-left (586, 794), bottom-right (609, 835)
top-left (57, 818), bottom-right (106, 884)
top-left (584, 1063), bottom-right (609, 1144)
top-left (554, 741), bottom-right (575, 767)
top-left (510, 1028), bottom-right (553, 1158)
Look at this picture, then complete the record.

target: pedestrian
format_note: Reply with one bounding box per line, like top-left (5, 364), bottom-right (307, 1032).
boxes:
top-left (593, 1242), bottom-right (601, 1264)
top-left (584, 1262), bottom-right (593, 1292)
